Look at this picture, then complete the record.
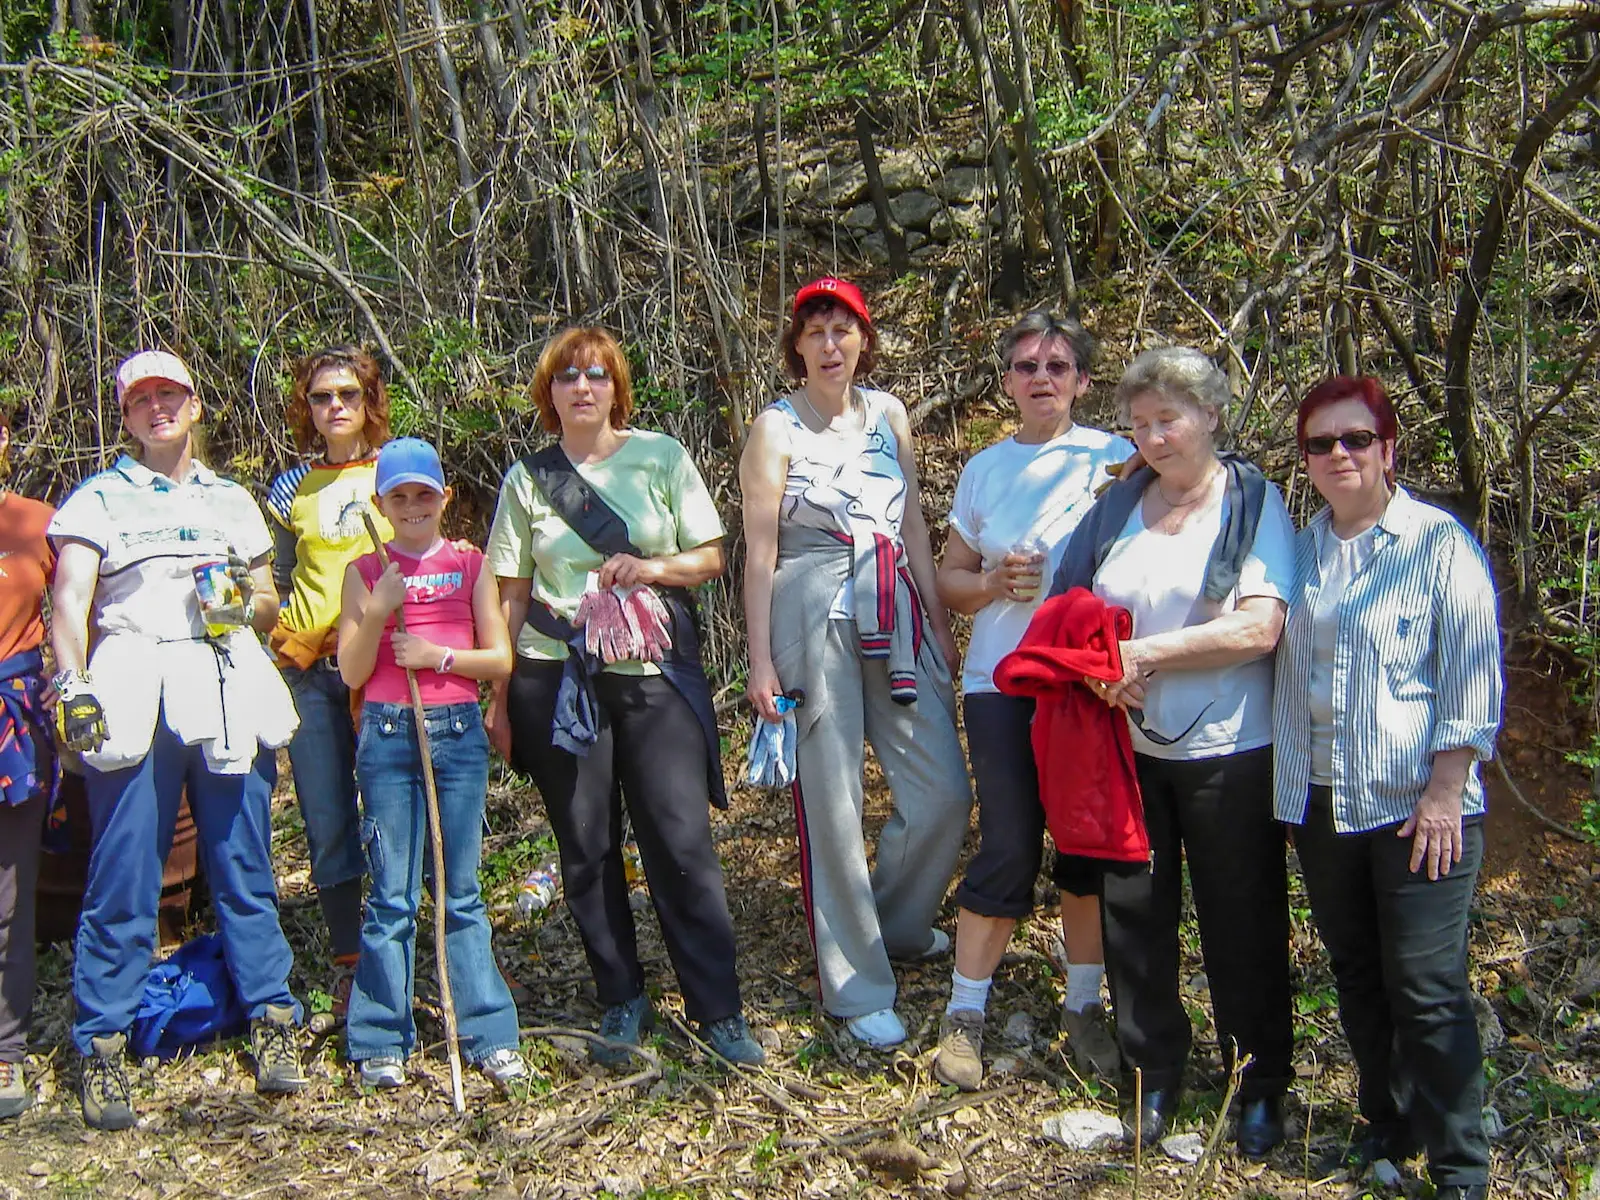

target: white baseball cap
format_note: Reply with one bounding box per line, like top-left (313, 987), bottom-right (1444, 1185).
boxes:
top-left (115, 350), bottom-right (196, 406)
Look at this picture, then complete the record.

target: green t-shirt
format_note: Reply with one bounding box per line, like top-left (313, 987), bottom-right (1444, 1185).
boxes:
top-left (485, 429), bottom-right (724, 674)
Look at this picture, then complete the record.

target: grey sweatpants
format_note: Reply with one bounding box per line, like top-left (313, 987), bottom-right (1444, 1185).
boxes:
top-left (791, 620), bottom-right (972, 1018)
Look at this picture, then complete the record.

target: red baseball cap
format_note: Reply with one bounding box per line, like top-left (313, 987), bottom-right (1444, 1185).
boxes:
top-left (792, 277), bottom-right (871, 327)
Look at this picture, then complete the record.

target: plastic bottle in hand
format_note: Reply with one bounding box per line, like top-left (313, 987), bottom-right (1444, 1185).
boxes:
top-left (515, 863), bottom-right (560, 918)
top-left (1011, 537), bottom-right (1047, 602)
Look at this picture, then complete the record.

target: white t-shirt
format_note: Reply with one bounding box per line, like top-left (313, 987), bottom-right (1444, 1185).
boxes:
top-left (1091, 480), bottom-right (1296, 760)
top-left (948, 425), bottom-right (1134, 694)
top-left (1309, 523), bottom-right (1378, 784)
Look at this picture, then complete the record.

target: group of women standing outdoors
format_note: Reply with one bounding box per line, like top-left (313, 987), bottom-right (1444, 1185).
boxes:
top-left (0, 276), bottom-right (1498, 1200)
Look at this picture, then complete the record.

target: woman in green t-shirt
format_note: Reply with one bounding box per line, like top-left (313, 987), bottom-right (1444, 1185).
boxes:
top-left (485, 326), bottom-right (764, 1069)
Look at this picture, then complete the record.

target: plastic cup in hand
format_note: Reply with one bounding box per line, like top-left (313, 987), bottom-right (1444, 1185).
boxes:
top-left (1011, 537), bottom-right (1047, 602)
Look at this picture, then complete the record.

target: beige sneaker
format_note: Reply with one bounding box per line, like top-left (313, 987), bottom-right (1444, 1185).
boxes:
top-left (934, 1009), bottom-right (985, 1091)
top-left (1062, 1003), bottom-right (1123, 1078)
top-left (0, 1060), bottom-right (29, 1119)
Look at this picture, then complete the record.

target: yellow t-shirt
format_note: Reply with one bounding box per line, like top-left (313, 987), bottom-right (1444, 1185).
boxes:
top-left (266, 457), bottom-right (393, 635)
top-left (485, 430), bottom-right (724, 675)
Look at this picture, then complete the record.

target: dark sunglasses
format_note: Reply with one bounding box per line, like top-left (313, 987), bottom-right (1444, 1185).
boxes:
top-left (1304, 430), bottom-right (1379, 456)
top-left (1010, 358), bottom-right (1077, 379)
top-left (307, 386), bottom-right (363, 406)
top-left (555, 365), bottom-right (611, 384)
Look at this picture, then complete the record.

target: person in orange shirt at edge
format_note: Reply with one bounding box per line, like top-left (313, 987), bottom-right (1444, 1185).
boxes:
top-left (0, 414), bottom-right (59, 1120)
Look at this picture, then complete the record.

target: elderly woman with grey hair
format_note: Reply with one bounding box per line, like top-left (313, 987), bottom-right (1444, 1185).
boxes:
top-left (1049, 347), bottom-right (1297, 1156)
top-left (931, 310), bottom-right (1133, 1092)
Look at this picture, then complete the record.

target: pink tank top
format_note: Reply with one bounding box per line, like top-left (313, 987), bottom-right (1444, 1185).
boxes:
top-left (354, 541), bottom-right (483, 706)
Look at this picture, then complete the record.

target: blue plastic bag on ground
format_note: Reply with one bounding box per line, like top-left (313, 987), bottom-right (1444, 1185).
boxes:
top-left (129, 932), bottom-right (248, 1060)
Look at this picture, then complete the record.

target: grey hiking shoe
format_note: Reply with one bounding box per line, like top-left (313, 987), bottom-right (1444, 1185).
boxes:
top-left (934, 1009), bottom-right (985, 1091)
top-left (0, 1060), bottom-right (29, 1119)
top-left (1062, 1003), bottom-right (1122, 1078)
top-left (479, 1048), bottom-right (527, 1092)
top-left (81, 1034), bottom-right (136, 1131)
top-left (358, 1055), bottom-right (406, 1089)
top-left (592, 993), bottom-right (655, 1068)
top-left (701, 1014), bottom-right (767, 1066)
top-left (251, 1004), bottom-right (307, 1094)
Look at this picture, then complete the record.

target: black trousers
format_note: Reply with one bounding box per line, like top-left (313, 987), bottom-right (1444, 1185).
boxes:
top-left (1101, 746), bottom-right (1292, 1100)
top-left (1296, 786), bottom-right (1488, 1188)
top-left (507, 658), bottom-right (742, 1022)
top-left (0, 793), bottom-right (43, 1062)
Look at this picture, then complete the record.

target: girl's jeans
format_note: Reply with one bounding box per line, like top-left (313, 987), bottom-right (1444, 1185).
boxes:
top-left (346, 702), bottom-right (518, 1064)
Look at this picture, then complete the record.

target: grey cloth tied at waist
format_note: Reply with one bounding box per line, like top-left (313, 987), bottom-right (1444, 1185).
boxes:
top-left (771, 524), bottom-right (936, 736)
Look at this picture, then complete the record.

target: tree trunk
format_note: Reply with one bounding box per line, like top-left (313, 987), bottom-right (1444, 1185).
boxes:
top-left (302, 0), bottom-right (350, 270)
top-left (422, 0), bottom-right (483, 238)
top-left (1001, 0), bottom-right (1075, 309)
top-left (955, 0), bottom-right (1025, 304)
top-left (854, 107), bottom-right (909, 274)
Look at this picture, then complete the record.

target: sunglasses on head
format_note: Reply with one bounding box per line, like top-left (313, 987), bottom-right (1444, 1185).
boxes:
top-left (1304, 430), bottom-right (1379, 456)
top-left (1010, 358), bottom-right (1076, 379)
top-left (555, 365), bottom-right (611, 384)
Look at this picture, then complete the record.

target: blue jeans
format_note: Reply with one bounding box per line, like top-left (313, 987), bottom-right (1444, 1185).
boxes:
top-left (281, 661), bottom-right (364, 890)
top-left (347, 702), bottom-right (518, 1064)
top-left (72, 715), bottom-right (300, 1054)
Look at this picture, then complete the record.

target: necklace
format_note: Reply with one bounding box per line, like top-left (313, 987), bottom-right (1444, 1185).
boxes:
top-left (796, 387), bottom-right (858, 434)
top-left (1156, 463), bottom-right (1221, 509)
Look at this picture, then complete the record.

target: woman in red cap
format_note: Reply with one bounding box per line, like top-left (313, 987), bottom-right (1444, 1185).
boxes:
top-left (740, 278), bottom-right (971, 1049)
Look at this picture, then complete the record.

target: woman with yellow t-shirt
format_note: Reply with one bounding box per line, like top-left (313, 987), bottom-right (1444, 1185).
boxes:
top-left (265, 346), bottom-right (392, 1024)
top-left (485, 326), bottom-right (763, 1069)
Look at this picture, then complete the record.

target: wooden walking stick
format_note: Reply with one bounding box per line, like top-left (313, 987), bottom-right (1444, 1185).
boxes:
top-left (361, 510), bottom-right (466, 1113)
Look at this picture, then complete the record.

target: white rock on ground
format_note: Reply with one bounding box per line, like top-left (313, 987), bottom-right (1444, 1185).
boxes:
top-left (1160, 1133), bottom-right (1205, 1162)
top-left (1003, 1011), bottom-right (1036, 1046)
top-left (1040, 1110), bottom-right (1124, 1151)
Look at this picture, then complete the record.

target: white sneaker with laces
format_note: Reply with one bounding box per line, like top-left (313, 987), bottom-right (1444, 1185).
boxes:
top-left (358, 1056), bottom-right (405, 1089)
top-left (479, 1048), bottom-right (527, 1091)
top-left (845, 1007), bottom-right (907, 1049)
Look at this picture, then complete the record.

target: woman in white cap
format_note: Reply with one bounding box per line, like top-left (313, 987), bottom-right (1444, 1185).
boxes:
top-left (50, 349), bottom-right (305, 1131)
top-left (740, 278), bottom-right (971, 1049)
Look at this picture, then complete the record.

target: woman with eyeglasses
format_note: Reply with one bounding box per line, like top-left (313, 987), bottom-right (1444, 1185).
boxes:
top-left (930, 310), bottom-right (1132, 1092)
top-left (741, 277), bottom-right (971, 1051)
top-left (264, 346), bottom-right (393, 1029)
top-left (1049, 347), bottom-right (1296, 1156)
top-left (1273, 377), bottom-right (1500, 1200)
top-left (484, 326), bottom-right (764, 1068)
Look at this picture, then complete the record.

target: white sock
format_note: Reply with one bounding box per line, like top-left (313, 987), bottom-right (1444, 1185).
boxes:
top-left (947, 969), bottom-right (992, 1016)
top-left (1064, 963), bottom-right (1105, 1013)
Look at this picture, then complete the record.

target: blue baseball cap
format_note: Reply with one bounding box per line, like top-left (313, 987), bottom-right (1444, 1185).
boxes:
top-left (375, 437), bottom-right (445, 495)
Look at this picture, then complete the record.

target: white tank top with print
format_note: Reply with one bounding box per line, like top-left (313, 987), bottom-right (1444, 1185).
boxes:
top-left (775, 387), bottom-right (906, 619)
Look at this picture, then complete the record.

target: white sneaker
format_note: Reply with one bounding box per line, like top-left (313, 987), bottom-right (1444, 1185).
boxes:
top-left (479, 1048), bottom-right (527, 1092)
top-left (846, 1008), bottom-right (907, 1049)
top-left (358, 1056), bottom-right (405, 1089)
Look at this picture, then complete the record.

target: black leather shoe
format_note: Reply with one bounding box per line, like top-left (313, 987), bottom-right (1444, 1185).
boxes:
top-left (1432, 1187), bottom-right (1487, 1200)
top-left (1317, 1124), bottom-right (1420, 1176)
top-left (1235, 1096), bottom-right (1284, 1158)
top-left (1122, 1087), bottom-right (1182, 1148)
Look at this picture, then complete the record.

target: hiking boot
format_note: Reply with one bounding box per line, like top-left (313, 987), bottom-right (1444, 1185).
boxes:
top-left (308, 956), bottom-right (358, 1035)
top-left (251, 1005), bottom-right (307, 1094)
top-left (934, 1009), bottom-right (985, 1091)
top-left (1062, 1003), bottom-right (1123, 1078)
top-left (0, 1060), bottom-right (29, 1119)
top-left (845, 1007), bottom-right (907, 1049)
top-left (700, 1014), bottom-right (767, 1066)
top-left (80, 1034), bottom-right (136, 1131)
top-left (479, 1048), bottom-right (527, 1092)
top-left (359, 1055), bottom-right (406, 1089)
top-left (591, 994), bottom-right (656, 1068)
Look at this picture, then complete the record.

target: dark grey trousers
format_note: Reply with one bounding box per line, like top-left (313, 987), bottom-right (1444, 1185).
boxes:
top-left (0, 793), bottom-right (43, 1062)
top-left (1297, 785), bottom-right (1489, 1189)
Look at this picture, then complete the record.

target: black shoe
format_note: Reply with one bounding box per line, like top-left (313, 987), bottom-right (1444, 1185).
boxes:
top-left (1318, 1123), bottom-right (1420, 1176)
top-left (1433, 1187), bottom-right (1487, 1200)
top-left (1122, 1086), bottom-right (1182, 1147)
top-left (1235, 1096), bottom-right (1284, 1158)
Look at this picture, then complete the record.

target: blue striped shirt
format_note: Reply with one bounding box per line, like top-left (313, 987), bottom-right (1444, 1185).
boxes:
top-left (1273, 487), bottom-right (1503, 832)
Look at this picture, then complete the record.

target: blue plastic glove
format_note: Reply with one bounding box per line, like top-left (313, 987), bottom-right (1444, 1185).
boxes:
top-left (744, 694), bottom-right (799, 788)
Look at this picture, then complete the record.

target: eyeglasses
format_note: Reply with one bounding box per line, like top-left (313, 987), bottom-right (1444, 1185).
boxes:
top-left (555, 365), bottom-right (611, 384)
top-left (1010, 358), bottom-right (1076, 379)
top-left (1304, 430), bottom-right (1379, 456)
top-left (308, 387), bottom-right (363, 406)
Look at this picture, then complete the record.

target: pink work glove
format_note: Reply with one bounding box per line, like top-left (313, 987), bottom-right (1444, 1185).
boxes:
top-left (622, 586), bottom-right (673, 662)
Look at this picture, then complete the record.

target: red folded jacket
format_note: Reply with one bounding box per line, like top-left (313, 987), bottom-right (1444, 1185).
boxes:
top-left (993, 587), bottom-right (1149, 863)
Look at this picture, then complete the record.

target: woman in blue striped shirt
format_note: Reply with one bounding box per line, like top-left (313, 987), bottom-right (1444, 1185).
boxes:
top-left (1273, 376), bottom-right (1501, 1200)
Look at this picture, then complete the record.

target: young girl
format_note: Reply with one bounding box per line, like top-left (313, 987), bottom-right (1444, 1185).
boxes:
top-left (337, 437), bottom-right (524, 1091)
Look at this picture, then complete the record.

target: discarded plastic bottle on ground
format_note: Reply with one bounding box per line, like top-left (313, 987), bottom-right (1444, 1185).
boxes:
top-left (515, 864), bottom-right (559, 918)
